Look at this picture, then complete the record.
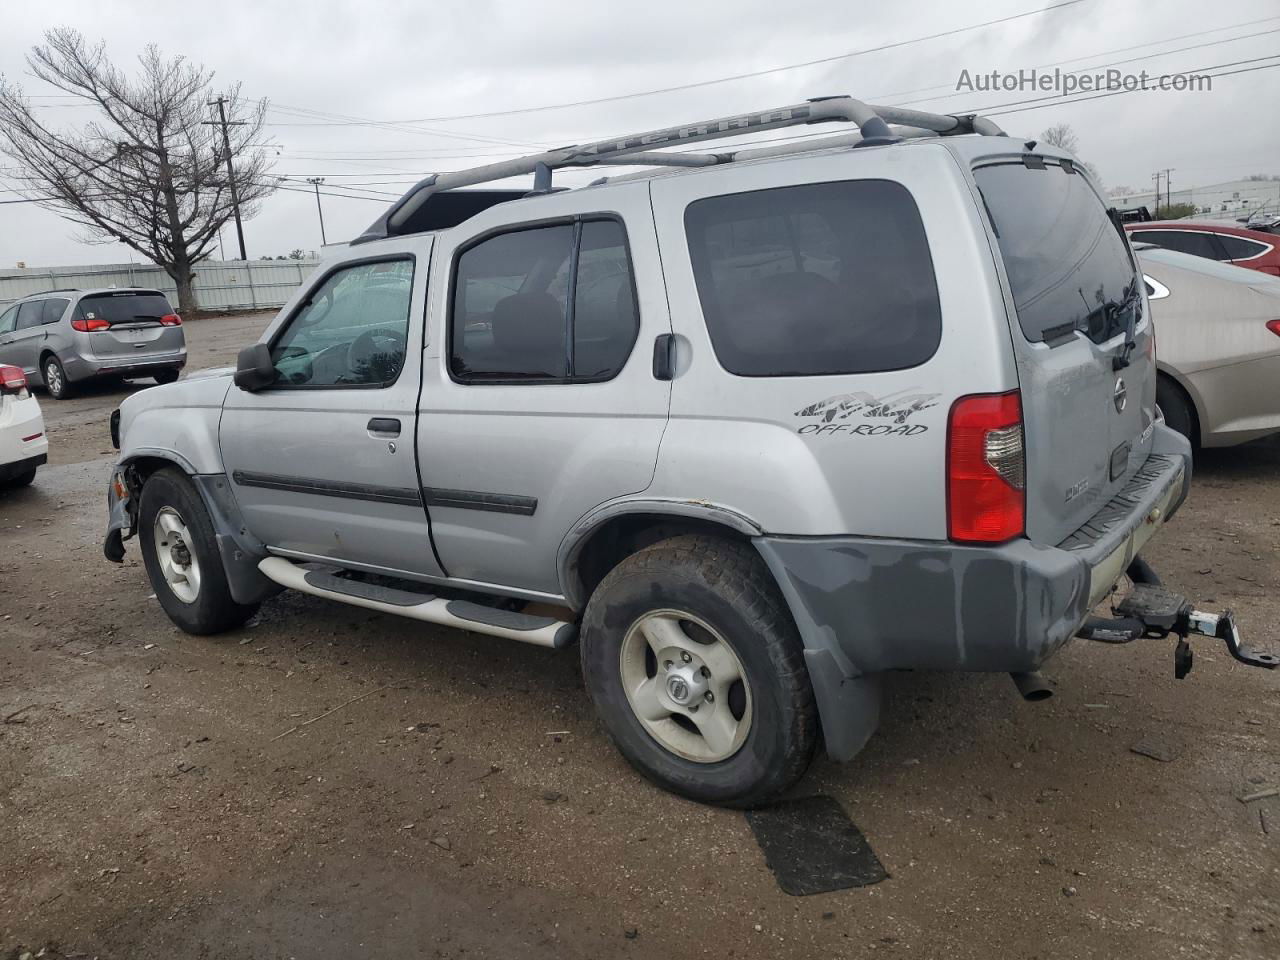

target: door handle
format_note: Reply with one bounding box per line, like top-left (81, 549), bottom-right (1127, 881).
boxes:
top-left (652, 333), bottom-right (675, 381)
top-left (367, 417), bottom-right (401, 437)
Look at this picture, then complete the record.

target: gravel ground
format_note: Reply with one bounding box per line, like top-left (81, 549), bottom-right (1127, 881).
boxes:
top-left (1, 311), bottom-right (1277, 959)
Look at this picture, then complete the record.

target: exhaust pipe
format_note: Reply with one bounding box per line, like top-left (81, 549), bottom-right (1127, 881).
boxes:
top-left (1010, 671), bottom-right (1053, 702)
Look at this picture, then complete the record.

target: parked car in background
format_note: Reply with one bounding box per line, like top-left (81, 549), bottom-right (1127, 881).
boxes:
top-left (1126, 221), bottom-right (1280, 276)
top-left (0, 288), bottom-right (186, 399)
top-left (0, 364), bottom-right (47, 488)
top-left (1137, 243), bottom-right (1280, 447)
top-left (1245, 211), bottom-right (1280, 234)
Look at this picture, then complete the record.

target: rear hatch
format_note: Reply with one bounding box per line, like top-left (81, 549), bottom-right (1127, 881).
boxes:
top-left (973, 157), bottom-right (1156, 546)
top-left (77, 291), bottom-right (185, 361)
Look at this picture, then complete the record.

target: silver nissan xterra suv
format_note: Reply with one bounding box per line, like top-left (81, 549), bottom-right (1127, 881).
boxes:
top-left (103, 97), bottom-right (1277, 807)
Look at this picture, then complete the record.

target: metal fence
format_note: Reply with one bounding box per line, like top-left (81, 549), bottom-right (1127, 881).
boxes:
top-left (0, 258), bottom-right (320, 312)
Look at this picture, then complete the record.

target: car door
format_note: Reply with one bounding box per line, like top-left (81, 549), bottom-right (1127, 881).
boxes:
top-left (0, 305), bottom-right (19, 366)
top-left (416, 183), bottom-right (671, 598)
top-left (6, 301), bottom-right (49, 376)
top-left (219, 236), bottom-right (446, 579)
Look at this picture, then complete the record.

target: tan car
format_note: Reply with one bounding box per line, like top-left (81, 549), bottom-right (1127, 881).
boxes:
top-left (1138, 244), bottom-right (1280, 447)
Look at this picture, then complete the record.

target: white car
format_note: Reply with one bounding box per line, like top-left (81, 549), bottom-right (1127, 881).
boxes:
top-left (0, 364), bottom-right (48, 488)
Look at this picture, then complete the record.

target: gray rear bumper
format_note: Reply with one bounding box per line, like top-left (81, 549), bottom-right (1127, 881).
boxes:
top-left (755, 424), bottom-right (1192, 761)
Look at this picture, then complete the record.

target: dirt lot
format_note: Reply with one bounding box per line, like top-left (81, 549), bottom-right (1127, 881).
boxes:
top-left (2, 311), bottom-right (1277, 959)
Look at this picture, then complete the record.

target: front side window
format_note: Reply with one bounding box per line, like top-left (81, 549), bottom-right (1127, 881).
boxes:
top-left (1216, 234), bottom-right (1270, 260)
top-left (684, 180), bottom-right (942, 376)
top-left (450, 218), bottom-right (639, 382)
top-left (15, 301), bottom-right (44, 331)
top-left (271, 258), bottom-right (414, 387)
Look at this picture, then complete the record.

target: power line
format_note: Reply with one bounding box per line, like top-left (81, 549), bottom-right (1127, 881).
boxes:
top-left (266, 1), bottom-right (1084, 127)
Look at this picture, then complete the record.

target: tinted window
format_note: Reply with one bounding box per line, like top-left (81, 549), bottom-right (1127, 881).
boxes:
top-left (976, 163), bottom-right (1138, 344)
top-left (271, 258), bottom-right (413, 387)
top-left (684, 180), bottom-right (941, 376)
top-left (78, 292), bottom-right (175, 325)
top-left (451, 219), bottom-right (638, 382)
top-left (1216, 234), bottom-right (1270, 260)
top-left (16, 301), bottom-right (44, 330)
top-left (1130, 230), bottom-right (1224, 260)
top-left (41, 298), bottom-right (69, 325)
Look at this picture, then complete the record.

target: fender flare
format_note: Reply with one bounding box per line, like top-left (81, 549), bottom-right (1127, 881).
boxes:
top-left (556, 497), bottom-right (763, 610)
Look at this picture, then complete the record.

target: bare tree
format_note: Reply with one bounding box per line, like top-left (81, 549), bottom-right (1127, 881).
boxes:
top-left (0, 29), bottom-right (276, 315)
top-left (1039, 122), bottom-right (1102, 187)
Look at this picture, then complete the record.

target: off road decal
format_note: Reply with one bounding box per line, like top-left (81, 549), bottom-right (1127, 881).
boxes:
top-left (794, 388), bottom-right (941, 438)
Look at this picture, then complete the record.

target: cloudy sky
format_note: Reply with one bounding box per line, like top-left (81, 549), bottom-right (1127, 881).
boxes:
top-left (2, 0), bottom-right (1278, 266)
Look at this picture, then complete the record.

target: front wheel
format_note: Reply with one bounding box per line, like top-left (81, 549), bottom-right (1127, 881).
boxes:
top-left (138, 467), bottom-right (258, 634)
top-left (580, 535), bottom-right (818, 807)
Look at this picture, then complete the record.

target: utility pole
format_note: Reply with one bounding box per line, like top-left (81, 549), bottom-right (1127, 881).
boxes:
top-left (307, 177), bottom-right (327, 246)
top-left (1151, 171), bottom-right (1163, 215)
top-left (203, 96), bottom-right (248, 261)
top-left (1163, 168), bottom-right (1175, 212)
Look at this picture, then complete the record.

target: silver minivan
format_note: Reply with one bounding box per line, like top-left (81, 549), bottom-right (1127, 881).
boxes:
top-left (102, 97), bottom-right (1276, 806)
top-left (0, 288), bottom-right (186, 399)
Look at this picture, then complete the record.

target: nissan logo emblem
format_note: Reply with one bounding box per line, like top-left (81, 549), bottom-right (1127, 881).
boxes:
top-left (1114, 378), bottom-right (1128, 413)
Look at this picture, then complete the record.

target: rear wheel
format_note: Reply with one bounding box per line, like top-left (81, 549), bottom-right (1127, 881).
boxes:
top-left (1156, 376), bottom-right (1197, 446)
top-left (42, 355), bottom-right (71, 400)
top-left (153, 369), bottom-right (180, 385)
top-left (138, 467), bottom-right (258, 634)
top-left (580, 535), bottom-right (817, 807)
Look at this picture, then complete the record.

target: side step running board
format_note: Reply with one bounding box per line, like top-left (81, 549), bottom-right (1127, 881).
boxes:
top-left (258, 556), bottom-right (576, 649)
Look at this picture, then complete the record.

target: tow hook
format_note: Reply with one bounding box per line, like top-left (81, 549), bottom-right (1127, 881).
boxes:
top-left (1079, 582), bottom-right (1279, 679)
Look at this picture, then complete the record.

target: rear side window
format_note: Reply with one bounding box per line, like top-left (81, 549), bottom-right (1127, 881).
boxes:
top-left (450, 218), bottom-right (639, 382)
top-left (78, 292), bottom-right (175, 325)
top-left (41, 298), bottom-right (69, 325)
top-left (1129, 229), bottom-right (1225, 261)
top-left (683, 180), bottom-right (941, 377)
top-left (975, 162), bottom-right (1139, 344)
top-left (1216, 234), bottom-right (1270, 260)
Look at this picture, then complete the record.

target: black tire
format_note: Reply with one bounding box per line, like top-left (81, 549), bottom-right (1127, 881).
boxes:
top-left (42, 355), bottom-right (71, 399)
top-left (153, 369), bottom-right (180, 385)
top-left (138, 467), bottom-right (258, 635)
top-left (2, 468), bottom-right (37, 489)
top-left (580, 534), bottom-right (818, 808)
top-left (1157, 376), bottom-right (1197, 447)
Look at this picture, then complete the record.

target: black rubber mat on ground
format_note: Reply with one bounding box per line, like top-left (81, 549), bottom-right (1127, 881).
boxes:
top-left (745, 795), bottom-right (888, 895)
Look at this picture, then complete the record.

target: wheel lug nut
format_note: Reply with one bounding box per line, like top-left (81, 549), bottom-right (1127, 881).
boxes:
top-left (704, 691), bottom-right (714, 703)
top-left (663, 660), bottom-right (673, 671)
top-left (681, 652), bottom-right (692, 663)
top-left (700, 666), bottom-right (710, 678)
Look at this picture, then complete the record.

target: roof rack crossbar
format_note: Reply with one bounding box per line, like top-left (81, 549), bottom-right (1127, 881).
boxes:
top-left (359, 95), bottom-right (1004, 242)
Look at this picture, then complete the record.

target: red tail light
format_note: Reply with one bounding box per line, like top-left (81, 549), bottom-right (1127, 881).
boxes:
top-left (1267, 319), bottom-right (1280, 338)
top-left (71, 317), bottom-right (110, 332)
top-left (0, 364), bottom-right (27, 393)
top-left (947, 390), bottom-right (1025, 544)
top-left (160, 313), bottom-right (182, 327)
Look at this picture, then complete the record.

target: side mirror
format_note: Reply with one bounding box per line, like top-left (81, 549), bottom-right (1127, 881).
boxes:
top-left (233, 343), bottom-right (276, 392)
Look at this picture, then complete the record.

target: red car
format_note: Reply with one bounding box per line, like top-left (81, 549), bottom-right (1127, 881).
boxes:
top-left (1125, 221), bottom-right (1280, 276)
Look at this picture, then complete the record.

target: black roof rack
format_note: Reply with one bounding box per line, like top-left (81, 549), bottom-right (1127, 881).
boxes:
top-left (354, 94), bottom-right (1005, 244)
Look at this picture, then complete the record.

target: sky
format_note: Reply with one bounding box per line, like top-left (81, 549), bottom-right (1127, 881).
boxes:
top-left (1, 0), bottom-right (1278, 267)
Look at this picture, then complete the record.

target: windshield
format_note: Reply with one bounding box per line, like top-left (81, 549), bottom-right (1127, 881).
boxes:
top-left (975, 161), bottom-right (1139, 345)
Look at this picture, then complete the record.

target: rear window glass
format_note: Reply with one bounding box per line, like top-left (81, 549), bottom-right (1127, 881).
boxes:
top-left (976, 162), bottom-right (1139, 344)
top-left (683, 180), bottom-right (942, 377)
top-left (1216, 234), bottom-right (1270, 260)
top-left (78, 292), bottom-right (173, 325)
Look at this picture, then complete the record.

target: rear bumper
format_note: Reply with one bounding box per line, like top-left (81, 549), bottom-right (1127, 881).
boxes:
top-left (66, 351), bottom-right (186, 381)
top-left (756, 423), bottom-right (1191, 761)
